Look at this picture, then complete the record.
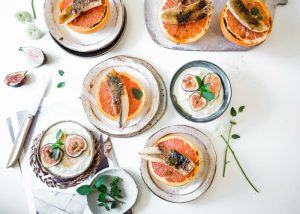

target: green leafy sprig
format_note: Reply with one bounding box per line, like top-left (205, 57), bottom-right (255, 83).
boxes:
top-left (195, 75), bottom-right (215, 101)
top-left (51, 129), bottom-right (63, 160)
top-left (77, 175), bottom-right (124, 211)
top-left (220, 105), bottom-right (259, 193)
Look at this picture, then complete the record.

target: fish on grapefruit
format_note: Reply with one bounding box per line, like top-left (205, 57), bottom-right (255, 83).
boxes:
top-left (148, 134), bottom-right (200, 186)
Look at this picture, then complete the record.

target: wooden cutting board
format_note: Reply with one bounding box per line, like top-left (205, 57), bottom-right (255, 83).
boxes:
top-left (144, 0), bottom-right (288, 51)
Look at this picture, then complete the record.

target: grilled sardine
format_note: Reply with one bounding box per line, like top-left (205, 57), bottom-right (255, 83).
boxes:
top-left (105, 69), bottom-right (129, 128)
top-left (140, 146), bottom-right (195, 175)
top-left (161, 0), bottom-right (213, 25)
top-left (59, 0), bottom-right (102, 24)
top-left (227, 0), bottom-right (269, 32)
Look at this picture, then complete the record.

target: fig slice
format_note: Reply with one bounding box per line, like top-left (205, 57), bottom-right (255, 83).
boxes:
top-left (19, 46), bottom-right (47, 68)
top-left (4, 71), bottom-right (27, 87)
top-left (189, 92), bottom-right (207, 111)
top-left (40, 144), bottom-right (63, 168)
top-left (65, 135), bottom-right (88, 157)
top-left (203, 73), bottom-right (221, 98)
top-left (182, 74), bottom-right (198, 91)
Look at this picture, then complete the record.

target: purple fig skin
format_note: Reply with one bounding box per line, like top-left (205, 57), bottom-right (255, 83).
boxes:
top-left (189, 92), bottom-right (207, 111)
top-left (4, 71), bottom-right (28, 87)
top-left (181, 74), bottom-right (198, 92)
top-left (19, 47), bottom-right (47, 68)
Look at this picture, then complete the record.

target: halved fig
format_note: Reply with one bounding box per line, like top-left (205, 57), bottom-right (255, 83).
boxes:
top-left (203, 73), bottom-right (221, 98)
top-left (19, 47), bottom-right (47, 68)
top-left (4, 71), bottom-right (27, 87)
top-left (40, 144), bottom-right (63, 168)
top-left (182, 74), bottom-right (198, 91)
top-left (189, 92), bottom-right (207, 111)
top-left (65, 135), bottom-right (87, 157)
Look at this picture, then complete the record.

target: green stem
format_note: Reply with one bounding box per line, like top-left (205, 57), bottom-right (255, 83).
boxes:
top-left (31, 0), bottom-right (36, 19)
top-left (221, 135), bottom-right (259, 193)
top-left (223, 124), bottom-right (233, 177)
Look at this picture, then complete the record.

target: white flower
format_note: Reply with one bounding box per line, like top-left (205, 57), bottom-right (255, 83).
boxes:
top-left (213, 124), bottom-right (226, 137)
top-left (26, 23), bottom-right (43, 40)
top-left (16, 11), bottom-right (32, 23)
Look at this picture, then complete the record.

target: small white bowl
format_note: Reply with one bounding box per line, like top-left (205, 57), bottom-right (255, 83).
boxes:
top-left (87, 167), bottom-right (138, 214)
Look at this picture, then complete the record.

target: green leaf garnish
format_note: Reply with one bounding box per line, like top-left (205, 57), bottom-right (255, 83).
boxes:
top-left (52, 148), bottom-right (60, 161)
top-left (238, 105), bottom-right (245, 113)
top-left (56, 129), bottom-right (63, 140)
top-left (195, 75), bottom-right (203, 89)
top-left (58, 70), bottom-right (64, 76)
top-left (231, 134), bottom-right (240, 139)
top-left (132, 88), bottom-right (143, 100)
top-left (201, 90), bottom-right (215, 101)
top-left (230, 121), bottom-right (237, 125)
top-left (250, 7), bottom-right (259, 16)
top-left (57, 82), bottom-right (65, 88)
top-left (95, 175), bottom-right (108, 189)
top-left (230, 107), bottom-right (237, 117)
top-left (76, 185), bottom-right (93, 195)
top-left (201, 83), bottom-right (211, 91)
top-left (78, 175), bottom-right (123, 210)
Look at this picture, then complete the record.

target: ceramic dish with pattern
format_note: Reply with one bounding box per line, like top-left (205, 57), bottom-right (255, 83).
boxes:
top-left (82, 55), bottom-right (167, 137)
top-left (44, 0), bottom-right (125, 52)
top-left (140, 125), bottom-right (217, 203)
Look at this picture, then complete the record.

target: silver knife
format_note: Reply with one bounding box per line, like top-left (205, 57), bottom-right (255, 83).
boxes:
top-left (6, 77), bottom-right (50, 168)
top-left (103, 136), bottom-right (134, 214)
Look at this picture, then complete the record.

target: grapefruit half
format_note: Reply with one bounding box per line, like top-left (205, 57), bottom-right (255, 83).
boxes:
top-left (148, 134), bottom-right (200, 186)
top-left (59, 0), bottom-right (110, 34)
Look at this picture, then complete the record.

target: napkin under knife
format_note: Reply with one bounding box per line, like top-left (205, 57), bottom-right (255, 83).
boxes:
top-left (6, 77), bottom-right (50, 168)
top-left (103, 136), bottom-right (134, 214)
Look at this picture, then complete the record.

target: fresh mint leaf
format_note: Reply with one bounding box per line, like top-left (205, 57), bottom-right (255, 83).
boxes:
top-left (111, 201), bottom-right (118, 209)
top-left (52, 148), bottom-right (60, 160)
top-left (201, 83), bottom-right (211, 91)
top-left (232, 134), bottom-right (240, 139)
top-left (56, 129), bottom-right (63, 140)
top-left (132, 88), bottom-right (143, 100)
top-left (195, 75), bottom-right (203, 89)
top-left (201, 90), bottom-right (215, 101)
top-left (57, 82), bottom-right (65, 88)
top-left (250, 7), bottom-right (259, 16)
top-left (96, 184), bottom-right (108, 193)
top-left (95, 175), bottom-right (108, 189)
top-left (238, 105), bottom-right (245, 113)
top-left (230, 107), bottom-right (237, 117)
top-left (58, 70), bottom-right (64, 76)
top-left (76, 185), bottom-right (93, 195)
top-left (99, 202), bottom-right (110, 211)
top-left (98, 192), bottom-right (107, 202)
top-left (110, 176), bottom-right (120, 186)
top-left (110, 186), bottom-right (121, 197)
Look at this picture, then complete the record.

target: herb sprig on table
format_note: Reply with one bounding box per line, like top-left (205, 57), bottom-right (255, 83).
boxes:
top-left (77, 175), bottom-right (124, 211)
top-left (215, 105), bottom-right (259, 193)
top-left (51, 129), bottom-right (63, 160)
top-left (195, 75), bottom-right (215, 101)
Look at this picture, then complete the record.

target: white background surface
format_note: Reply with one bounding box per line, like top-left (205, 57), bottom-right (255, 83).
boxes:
top-left (1, 0), bottom-right (300, 213)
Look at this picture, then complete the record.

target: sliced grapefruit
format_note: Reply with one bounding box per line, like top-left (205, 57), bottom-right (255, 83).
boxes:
top-left (159, 0), bottom-right (213, 44)
top-left (148, 134), bottom-right (200, 186)
top-left (97, 72), bottom-right (146, 121)
top-left (220, 0), bottom-right (272, 46)
top-left (59, 0), bottom-right (110, 34)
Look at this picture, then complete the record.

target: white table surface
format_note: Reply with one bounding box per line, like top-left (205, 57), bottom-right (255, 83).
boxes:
top-left (1, 0), bottom-right (300, 213)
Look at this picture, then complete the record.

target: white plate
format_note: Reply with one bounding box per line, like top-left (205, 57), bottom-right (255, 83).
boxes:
top-left (82, 55), bottom-right (165, 137)
top-left (87, 167), bottom-right (138, 214)
top-left (140, 125), bottom-right (217, 203)
top-left (44, 0), bottom-right (124, 52)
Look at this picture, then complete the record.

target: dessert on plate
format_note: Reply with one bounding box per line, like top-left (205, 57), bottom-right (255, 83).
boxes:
top-left (158, 0), bottom-right (213, 44)
top-left (59, 0), bottom-right (110, 34)
top-left (97, 69), bottom-right (146, 128)
top-left (140, 134), bottom-right (200, 186)
top-left (220, 0), bottom-right (272, 46)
